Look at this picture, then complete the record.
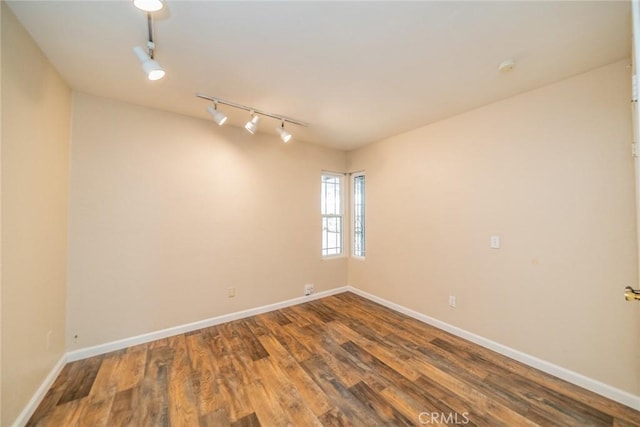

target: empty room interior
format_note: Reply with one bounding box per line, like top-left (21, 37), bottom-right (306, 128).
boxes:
top-left (3, 0), bottom-right (640, 426)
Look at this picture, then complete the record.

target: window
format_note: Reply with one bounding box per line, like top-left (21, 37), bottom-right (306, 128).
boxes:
top-left (321, 173), bottom-right (343, 257)
top-left (353, 172), bottom-right (365, 258)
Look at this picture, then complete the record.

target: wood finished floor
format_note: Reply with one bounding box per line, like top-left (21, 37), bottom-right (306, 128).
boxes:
top-left (28, 292), bottom-right (640, 426)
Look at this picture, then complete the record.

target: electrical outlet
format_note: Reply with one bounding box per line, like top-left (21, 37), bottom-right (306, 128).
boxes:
top-left (449, 295), bottom-right (457, 308)
top-left (304, 284), bottom-right (314, 296)
top-left (227, 287), bottom-right (236, 298)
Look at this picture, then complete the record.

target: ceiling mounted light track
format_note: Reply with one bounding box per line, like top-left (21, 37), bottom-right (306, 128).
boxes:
top-left (133, 12), bottom-right (165, 81)
top-left (196, 93), bottom-right (308, 142)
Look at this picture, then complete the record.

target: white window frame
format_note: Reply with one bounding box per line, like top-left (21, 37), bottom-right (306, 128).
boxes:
top-left (352, 172), bottom-right (365, 259)
top-left (321, 172), bottom-right (344, 258)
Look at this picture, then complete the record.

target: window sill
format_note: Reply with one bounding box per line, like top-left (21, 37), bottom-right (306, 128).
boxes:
top-left (322, 254), bottom-right (346, 260)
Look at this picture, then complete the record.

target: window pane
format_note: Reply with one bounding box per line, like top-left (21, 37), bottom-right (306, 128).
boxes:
top-left (353, 174), bottom-right (365, 257)
top-left (322, 216), bottom-right (342, 256)
top-left (321, 173), bottom-right (343, 256)
top-left (321, 175), bottom-right (341, 215)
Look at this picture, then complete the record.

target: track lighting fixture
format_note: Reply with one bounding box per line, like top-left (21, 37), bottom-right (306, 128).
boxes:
top-left (196, 94), bottom-right (308, 142)
top-left (245, 113), bottom-right (260, 135)
top-left (133, 12), bottom-right (164, 81)
top-left (207, 103), bottom-right (228, 126)
top-left (133, 0), bottom-right (163, 12)
top-left (133, 45), bottom-right (165, 81)
top-left (276, 121), bottom-right (292, 143)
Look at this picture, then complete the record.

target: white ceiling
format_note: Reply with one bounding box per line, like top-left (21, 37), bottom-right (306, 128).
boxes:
top-left (7, 1), bottom-right (631, 150)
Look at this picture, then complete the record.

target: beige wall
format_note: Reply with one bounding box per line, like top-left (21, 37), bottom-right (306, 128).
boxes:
top-left (348, 60), bottom-right (640, 395)
top-left (67, 93), bottom-right (347, 350)
top-left (1, 4), bottom-right (71, 425)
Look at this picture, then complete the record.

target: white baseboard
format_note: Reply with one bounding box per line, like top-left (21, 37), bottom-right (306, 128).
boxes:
top-left (67, 286), bottom-right (349, 362)
top-left (346, 286), bottom-right (640, 411)
top-left (12, 353), bottom-right (67, 427)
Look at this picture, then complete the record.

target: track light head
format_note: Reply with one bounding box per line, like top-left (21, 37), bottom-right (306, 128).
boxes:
top-left (133, 46), bottom-right (165, 80)
top-left (245, 114), bottom-right (260, 134)
top-left (142, 60), bottom-right (165, 81)
top-left (133, 0), bottom-right (163, 12)
top-left (207, 105), bottom-right (228, 126)
top-left (276, 122), bottom-right (292, 143)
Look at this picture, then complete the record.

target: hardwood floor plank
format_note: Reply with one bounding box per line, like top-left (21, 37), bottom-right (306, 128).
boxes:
top-left (321, 295), bottom-right (406, 338)
top-left (379, 385), bottom-right (439, 425)
top-left (616, 418), bottom-right (640, 427)
top-left (138, 346), bottom-right (172, 426)
top-left (89, 354), bottom-right (119, 397)
top-left (414, 375), bottom-right (507, 427)
top-left (348, 380), bottom-right (415, 425)
top-left (253, 357), bottom-right (323, 426)
top-left (342, 341), bottom-right (478, 426)
top-left (279, 305), bottom-right (314, 328)
top-left (217, 321), bottom-right (262, 385)
top-left (27, 292), bottom-right (640, 426)
top-left (166, 335), bottom-right (200, 426)
top-left (519, 366), bottom-right (640, 426)
top-left (324, 320), bottom-right (421, 382)
top-left (484, 371), bottom-right (614, 426)
top-left (302, 356), bottom-right (388, 426)
top-left (408, 351), bottom-right (540, 425)
top-left (335, 292), bottom-right (444, 339)
top-left (317, 407), bottom-right (353, 426)
top-left (257, 334), bottom-right (333, 416)
top-left (269, 309), bottom-right (293, 326)
top-left (186, 332), bottom-right (222, 416)
top-left (304, 300), bottom-right (342, 324)
top-left (256, 312), bottom-right (314, 362)
top-left (384, 332), bottom-right (559, 425)
top-left (286, 323), bottom-right (366, 388)
top-left (107, 387), bottom-right (139, 426)
top-left (25, 388), bottom-right (64, 426)
top-left (75, 392), bottom-right (116, 427)
top-left (198, 407), bottom-right (230, 427)
top-left (322, 320), bottom-right (361, 345)
top-left (288, 303), bottom-right (331, 326)
top-left (429, 330), bottom-right (640, 425)
top-left (245, 379), bottom-right (292, 426)
top-left (230, 412), bottom-right (261, 427)
top-left (114, 344), bottom-right (147, 392)
top-left (243, 316), bottom-right (269, 337)
top-left (410, 336), bottom-right (608, 426)
top-left (57, 356), bottom-right (103, 405)
top-left (237, 319), bottom-right (270, 361)
top-left (386, 332), bottom-right (490, 380)
top-left (205, 325), bottom-right (254, 422)
top-left (340, 340), bottom-right (416, 392)
top-left (37, 397), bottom-right (87, 427)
